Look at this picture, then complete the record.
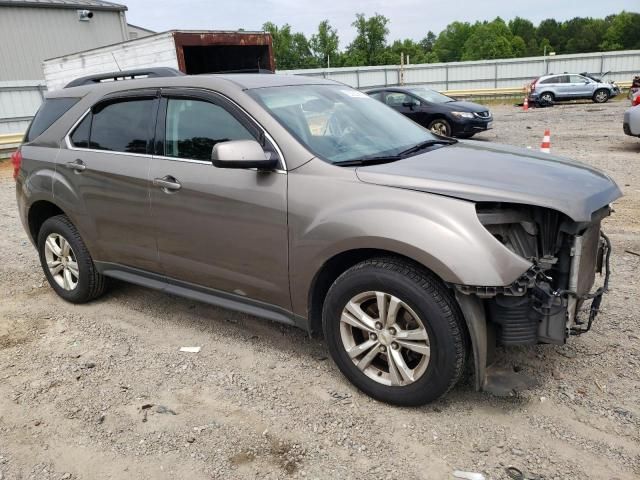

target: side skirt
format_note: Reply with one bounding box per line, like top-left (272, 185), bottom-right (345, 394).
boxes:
top-left (95, 262), bottom-right (308, 330)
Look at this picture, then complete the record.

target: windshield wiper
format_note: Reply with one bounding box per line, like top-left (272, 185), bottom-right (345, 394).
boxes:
top-left (398, 138), bottom-right (457, 157)
top-left (334, 154), bottom-right (406, 167)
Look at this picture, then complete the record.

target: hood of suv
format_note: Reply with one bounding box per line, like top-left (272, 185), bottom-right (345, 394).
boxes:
top-left (356, 141), bottom-right (622, 222)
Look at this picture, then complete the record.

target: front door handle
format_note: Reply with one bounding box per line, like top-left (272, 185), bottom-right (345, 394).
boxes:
top-left (153, 175), bottom-right (181, 192)
top-left (66, 159), bottom-right (86, 172)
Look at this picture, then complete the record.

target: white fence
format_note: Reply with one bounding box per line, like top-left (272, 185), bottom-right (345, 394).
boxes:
top-left (280, 50), bottom-right (640, 91)
top-left (1, 50), bottom-right (639, 137)
top-left (0, 81), bottom-right (45, 135)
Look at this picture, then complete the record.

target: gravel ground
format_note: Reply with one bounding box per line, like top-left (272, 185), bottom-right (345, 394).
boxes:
top-left (1, 100), bottom-right (639, 480)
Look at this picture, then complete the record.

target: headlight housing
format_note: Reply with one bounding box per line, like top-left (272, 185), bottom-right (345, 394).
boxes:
top-left (451, 111), bottom-right (474, 119)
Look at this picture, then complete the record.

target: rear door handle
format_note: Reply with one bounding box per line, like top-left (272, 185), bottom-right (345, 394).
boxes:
top-left (153, 175), bottom-right (181, 192)
top-left (66, 159), bottom-right (86, 172)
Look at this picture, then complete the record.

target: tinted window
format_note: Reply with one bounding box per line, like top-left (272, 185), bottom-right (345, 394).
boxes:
top-left (165, 98), bottom-right (254, 161)
top-left (540, 76), bottom-right (557, 84)
top-left (570, 75), bottom-right (587, 83)
top-left (26, 97), bottom-right (79, 142)
top-left (368, 91), bottom-right (383, 101)
top-left (90, 99), bottom-right (154, 154)
top-left (70, 114), bottom-right (91, 148)
top-left (385, 92), bottom-right (414, 107)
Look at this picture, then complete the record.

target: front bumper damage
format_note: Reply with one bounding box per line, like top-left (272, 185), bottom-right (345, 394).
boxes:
top-left (454, 222), bottom-right (612, 393)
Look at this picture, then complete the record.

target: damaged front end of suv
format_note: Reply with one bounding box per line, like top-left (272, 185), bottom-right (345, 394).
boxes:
top-left (456, 202), bottom-right (613, 391)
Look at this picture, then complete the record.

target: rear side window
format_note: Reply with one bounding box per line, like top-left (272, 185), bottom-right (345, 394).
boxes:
top-left (70, 114), bottom-right (91, 148)
top-left (26, 97), bottom-right (79, 142)
top-left (90, 99), bottom-right (154, 154)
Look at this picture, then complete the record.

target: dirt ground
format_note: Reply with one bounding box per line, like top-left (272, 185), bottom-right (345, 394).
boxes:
top-left (0, 100), bottom-right (639, 480)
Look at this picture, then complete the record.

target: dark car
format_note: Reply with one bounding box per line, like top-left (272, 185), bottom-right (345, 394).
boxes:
top-left (366, 86), bottom-right (492, 138)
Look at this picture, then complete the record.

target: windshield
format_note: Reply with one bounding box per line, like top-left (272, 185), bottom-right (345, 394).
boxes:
top-left (407, 87), bottom-right (455, 104)
top-left (248, 85), bottom-right (437, 163)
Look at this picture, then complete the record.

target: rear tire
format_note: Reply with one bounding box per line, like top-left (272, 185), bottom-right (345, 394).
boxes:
top-left (593, 89), bottom-right (609, 103)
top-left (322, 258), bottom-right (467, 406)
top-left (37, 215), bottom-right (106, 303)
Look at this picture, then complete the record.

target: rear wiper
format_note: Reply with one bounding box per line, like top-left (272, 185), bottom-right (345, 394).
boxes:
top-left (334, 155), bottom-right (403, 167)
top-left (398, 138), bottom-right (457, 157)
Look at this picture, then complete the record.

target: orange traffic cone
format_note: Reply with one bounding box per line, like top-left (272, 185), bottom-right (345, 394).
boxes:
top-left (523, 96), bottom-right (529, 111)
top-left (540, 129), bottom-right (551, 153)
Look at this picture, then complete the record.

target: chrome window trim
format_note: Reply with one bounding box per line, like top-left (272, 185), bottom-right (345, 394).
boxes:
top-left (63, 108), bottom-right (152, 158)
top-left (64, 89), bottom-right (288, 171)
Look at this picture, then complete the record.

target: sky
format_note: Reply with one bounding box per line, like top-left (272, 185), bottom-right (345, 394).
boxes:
top-left (124, 0), bottom-right (639, 47)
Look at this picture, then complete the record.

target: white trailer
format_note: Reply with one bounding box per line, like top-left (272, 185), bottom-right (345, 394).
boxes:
top-left (43, 30), bottom-right (274, 91)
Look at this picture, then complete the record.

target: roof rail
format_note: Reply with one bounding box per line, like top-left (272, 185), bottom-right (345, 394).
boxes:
top-left (64, 67), bottom-right (185, 88)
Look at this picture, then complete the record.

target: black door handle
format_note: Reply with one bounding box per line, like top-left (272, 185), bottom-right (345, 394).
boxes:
top-left (153, 175), bottom-right (181, 192)
top-left (66, 159), bottom-right (86, 172)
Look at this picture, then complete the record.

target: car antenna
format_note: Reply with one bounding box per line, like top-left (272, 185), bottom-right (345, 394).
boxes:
top-left (111, 53), bottom-right (123, 72)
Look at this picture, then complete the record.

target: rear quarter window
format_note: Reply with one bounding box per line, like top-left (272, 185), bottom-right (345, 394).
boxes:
top-left (25, 97), bottom-right (80, 142)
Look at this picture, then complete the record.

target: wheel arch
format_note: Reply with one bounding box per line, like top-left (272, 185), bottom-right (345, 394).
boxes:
top-left (27, 200), bottom-right (66, 243)
top-left (307, 248), bottom-right (458, 338)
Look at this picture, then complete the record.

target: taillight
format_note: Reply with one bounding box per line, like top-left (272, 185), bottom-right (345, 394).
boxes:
top-left (10, 148), bottom-right (22, 180)
top-left (634, 95), bottom-right (640, 107)
top-left (530, 77), bottom-right (539, 92)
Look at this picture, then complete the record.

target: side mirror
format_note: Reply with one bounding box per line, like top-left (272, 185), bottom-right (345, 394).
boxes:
top-left (211, 140), bottom-right (278, 170)
top-left (402, 101), bottom-right (419, 109)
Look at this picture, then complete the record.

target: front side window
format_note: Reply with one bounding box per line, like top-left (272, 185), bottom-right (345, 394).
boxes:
top-left (89, 98), bottom-right (154, 154)
top-left (385, 92), bottom-right (414, 107)
top-left (164, 98), bottom-right (254, 161)
top-left (570, 75), bottom-right (587, 83)
top-left (249, 85), bottom-right (436, 164)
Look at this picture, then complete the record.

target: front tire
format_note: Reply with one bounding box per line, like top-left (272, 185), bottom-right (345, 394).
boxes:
top-left (428, 118), bottom-right (452, 137)
top-left (322, 258), bottom-right (467, 406)
top-left (593, 89), bottom-right (609, 103)
top-left (37, 215), bottom-right (106, 303)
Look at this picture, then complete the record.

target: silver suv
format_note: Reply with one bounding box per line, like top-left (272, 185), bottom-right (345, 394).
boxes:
top-left (13, 69), bottom-right (622, 405)
top-left (529, 72), bottom-right (620, 104)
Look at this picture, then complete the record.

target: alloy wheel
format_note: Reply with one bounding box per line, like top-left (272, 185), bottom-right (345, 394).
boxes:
top-left (594, 90), bottom-right (608, 103)
top-left (430, 121), bottom-right (449, 136)
top-left (339, 291), bottom-right (431, 387)
top-left (44, 233), bottom-right (79, 291)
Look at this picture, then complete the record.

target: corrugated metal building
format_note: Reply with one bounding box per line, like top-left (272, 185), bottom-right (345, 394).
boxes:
top-left (0, 0), bottom-right (132, 136)
top-left (0, 0), bottom-right (130, 81)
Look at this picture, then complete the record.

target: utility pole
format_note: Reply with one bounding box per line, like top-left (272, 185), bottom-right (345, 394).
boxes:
top-left (400, 52), bottom-right (405, 86)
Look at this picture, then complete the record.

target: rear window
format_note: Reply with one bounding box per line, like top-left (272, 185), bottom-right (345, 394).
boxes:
top-left (26, 97), bottom-right (79, 142)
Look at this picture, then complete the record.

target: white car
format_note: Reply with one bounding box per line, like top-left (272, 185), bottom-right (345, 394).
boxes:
top-left (624, 104), bottom-right (640, 137)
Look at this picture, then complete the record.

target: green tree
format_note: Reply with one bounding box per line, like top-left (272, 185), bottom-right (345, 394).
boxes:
top-left (600, 11), bottom-right (640, 50)
top-left (419, 31), bottom-right (437, 53)
top-left (509, 17), bottom-right (536, 45)
top-left (433, 22), bottom-right (472, 62)
top-left (310, 20), bottom-right (340, 67)
top-left (536, 19), bottom-right (564, 53)
top-left (263, 22), bottom-right (315, 69)
top-left (346, 13), bottom-right (390, 65)
top-left (461, 18), bottom-right (515, 60)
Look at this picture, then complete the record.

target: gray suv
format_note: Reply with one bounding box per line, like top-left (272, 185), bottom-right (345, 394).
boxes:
top-left (529, 72), bottom-right (620, 104)
top-left (13, 69), bottom-right (622, 405)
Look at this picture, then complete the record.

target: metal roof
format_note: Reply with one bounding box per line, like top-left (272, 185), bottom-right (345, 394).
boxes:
top-left (0, 0), bottom-right (126, 11)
